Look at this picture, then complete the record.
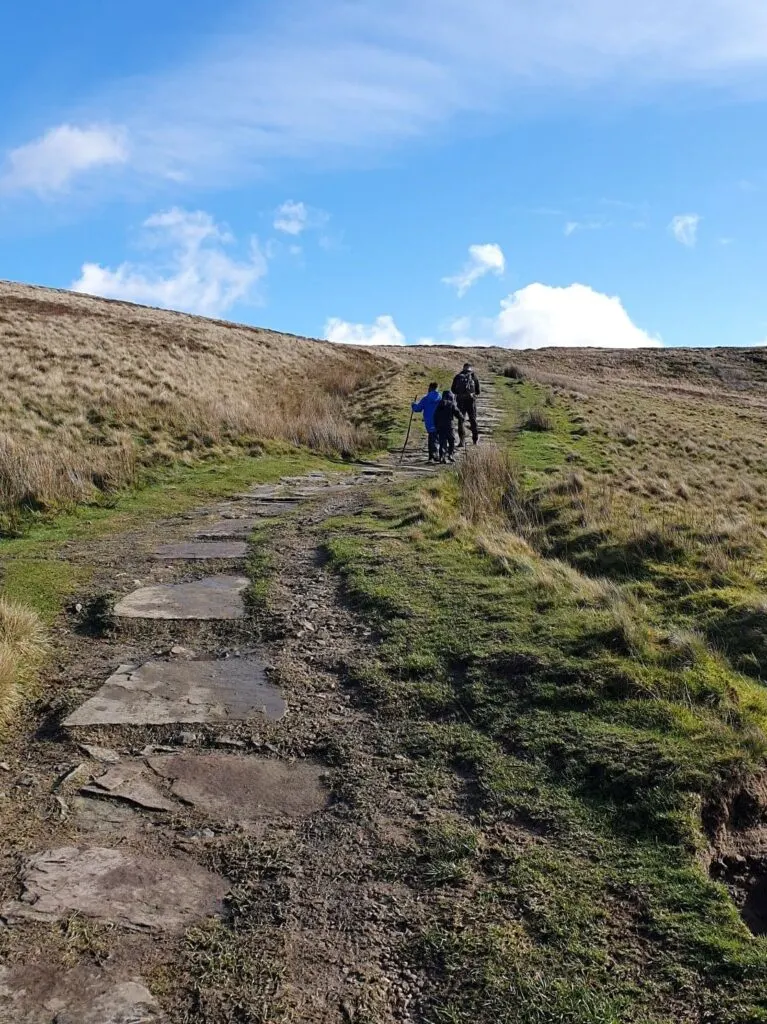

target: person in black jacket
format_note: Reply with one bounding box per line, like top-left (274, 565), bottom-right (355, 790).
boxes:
top-left (451, 363), bottom-right (481, 445)
top-left (434, 390), bottom-right (464, 463)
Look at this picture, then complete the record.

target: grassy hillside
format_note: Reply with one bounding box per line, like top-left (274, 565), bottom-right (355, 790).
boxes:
top-left (0, 281), bottom-right (390, 521)
top-left (5, 284), bottom-right (767, 1018)
top-left (0, 281), bottom-right (503, 526)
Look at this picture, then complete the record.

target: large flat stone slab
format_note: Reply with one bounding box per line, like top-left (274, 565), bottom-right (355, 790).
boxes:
top-left (0, 966), bottom-right (165, 1024)
top-left (114, 576), bottom-right (249, 620)
top-left (153, 541), bottom-right (248, 560)
top-left (1, 847), bottom-right (228, 932)
top-left (148, 753), bottom-right (329, 822)
top-left (195, 519), bottom-right (257, 539)
top-left (63, 657), bottom-right (283, 727)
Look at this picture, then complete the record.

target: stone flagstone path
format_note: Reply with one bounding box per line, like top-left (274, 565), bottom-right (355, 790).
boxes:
top-left (114, 575), bottom-right (250, 620)
top-left (62, 657), bottom-right (282, 727)
top-left (0, 377), bottom-right (502, 1022)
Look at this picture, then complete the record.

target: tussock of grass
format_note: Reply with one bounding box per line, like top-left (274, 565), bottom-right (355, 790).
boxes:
top-left (456, 445), bottom-right (521, 525)
top-left (502, 363), bottom-right (525, 380)
top-left (0, 596), bottom-right (47, 726)
top-left (521, 406), bottom-right (554, 432)
top-left (0, 431), bottom-right (137, 512)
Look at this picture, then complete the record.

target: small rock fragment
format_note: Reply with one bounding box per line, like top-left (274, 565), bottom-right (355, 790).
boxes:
top-left (52, 763), bottom-right (89, 792)
top-left (79, 744), bottom-right (121, 764)
top-left (83, 763), bottom-right (177, 812)
top-left (169, 645), bottom-right (196, 659)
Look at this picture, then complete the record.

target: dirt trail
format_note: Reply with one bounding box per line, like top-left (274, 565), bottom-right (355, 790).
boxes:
top-left (0, 383), bottom-right (499, 1023)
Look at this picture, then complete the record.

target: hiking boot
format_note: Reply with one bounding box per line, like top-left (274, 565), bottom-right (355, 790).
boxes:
top-left (447, 455), bottom-right (455, 463)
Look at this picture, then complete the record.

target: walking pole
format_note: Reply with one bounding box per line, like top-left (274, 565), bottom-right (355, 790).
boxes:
top-left (399, 395), bottom-right (417, 464)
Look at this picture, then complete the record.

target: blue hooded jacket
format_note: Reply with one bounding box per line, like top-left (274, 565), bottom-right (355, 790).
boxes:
top-left (412, 389), bottom-right (441, 433)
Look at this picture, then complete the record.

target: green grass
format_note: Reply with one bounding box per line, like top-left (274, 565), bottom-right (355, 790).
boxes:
top-left (0, 446), bottom-right (348, 623)
top-left (245, 517), bottom-right (283, 612)
top-left (321, 472), bottom-right (767, 1022)
top-left (1, 559), bottom-right (91, 624)
top-left (495, 376), bottom-right (609, 474)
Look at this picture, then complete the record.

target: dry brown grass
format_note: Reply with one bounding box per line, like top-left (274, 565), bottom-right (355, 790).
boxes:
top-left (0, 281), bottom-right (397, 515)
top-left (0, 280), bottom-right (511, 517)
top-left (0, 597), bottom-right (47, 727)
top-left (501, 343), bottom-right (767, 547)
top-left (457, 445), bottom-right (521, 525)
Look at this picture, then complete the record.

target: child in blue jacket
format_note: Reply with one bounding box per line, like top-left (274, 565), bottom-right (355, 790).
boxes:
top-left (412, 383), bottom-right (442, 463)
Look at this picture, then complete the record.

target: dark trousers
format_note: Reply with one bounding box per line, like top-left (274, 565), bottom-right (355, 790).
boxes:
top-left (427, 431), bottom-right (438, 461)
top-left (457, 395), bottom-right (478, 443)
top-left (438, 431), bottom-right (455, 460)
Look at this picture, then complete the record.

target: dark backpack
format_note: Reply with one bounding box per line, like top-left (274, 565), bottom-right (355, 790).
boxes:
top-left (454, 371), bottom-right (476, 397)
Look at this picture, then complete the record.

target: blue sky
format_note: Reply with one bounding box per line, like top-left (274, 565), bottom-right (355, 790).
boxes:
top-left (2, 0), bottom-right (767, 349)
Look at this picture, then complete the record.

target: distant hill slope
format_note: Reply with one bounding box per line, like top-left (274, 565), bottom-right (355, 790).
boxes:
top-left (4, 277), bottom-right (767, 520)
top-left (0, 281), bottom-right (400, 516)
top-left (0, 279), bottom-right (386, 444)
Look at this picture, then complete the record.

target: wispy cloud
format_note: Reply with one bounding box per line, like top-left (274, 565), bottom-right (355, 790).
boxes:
top-left (9, 0), bottom-right (767, 196)
top-left (0, 124), bottom-right (128, 195)
top-left (324, 314), bottom-right (405, 346)
top-left (669, 213), bottom-right (701, 247)
top-left (564, 220), bottom-right (607, 236)
top-left (273, 199), bottom-right (329, 235)
top-left (73, 208), bottom-right (266, 317)
top-left (443, 243), bottom-right (505, 297)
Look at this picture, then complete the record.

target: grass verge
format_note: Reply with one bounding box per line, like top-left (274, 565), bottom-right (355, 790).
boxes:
top-left (0, 596), bottom-right (47, 729)
top-left (0, 445), bottom-right (350, 726)
top-left (321, 466), bottom-right (767, 1023)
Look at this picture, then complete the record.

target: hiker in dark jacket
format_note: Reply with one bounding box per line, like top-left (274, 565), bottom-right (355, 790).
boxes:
top-left (451, 362), bottom-right (481, 446)
top-left (411, 382), bottom-right (441, 463)
top-left (434, 390), bottom-right (464, 463)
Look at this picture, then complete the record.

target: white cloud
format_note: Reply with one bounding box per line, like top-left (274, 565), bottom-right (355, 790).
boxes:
top-left (72, 207), bottom-right (266, 317)
top-left (274, 200), bottom-right (309, 235)
top-left (443, 243), bottom-right (505, 297)
top-left (495, 283), bottom-right (661, 348)
top-left (0, 124), bottom-right (128, 194)
top-left (324, 314), bottom-right (405, 346)
top-left (669, 213), bottom-right (701, 247)
top-left (336, 284), bottom-right (659, 350)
